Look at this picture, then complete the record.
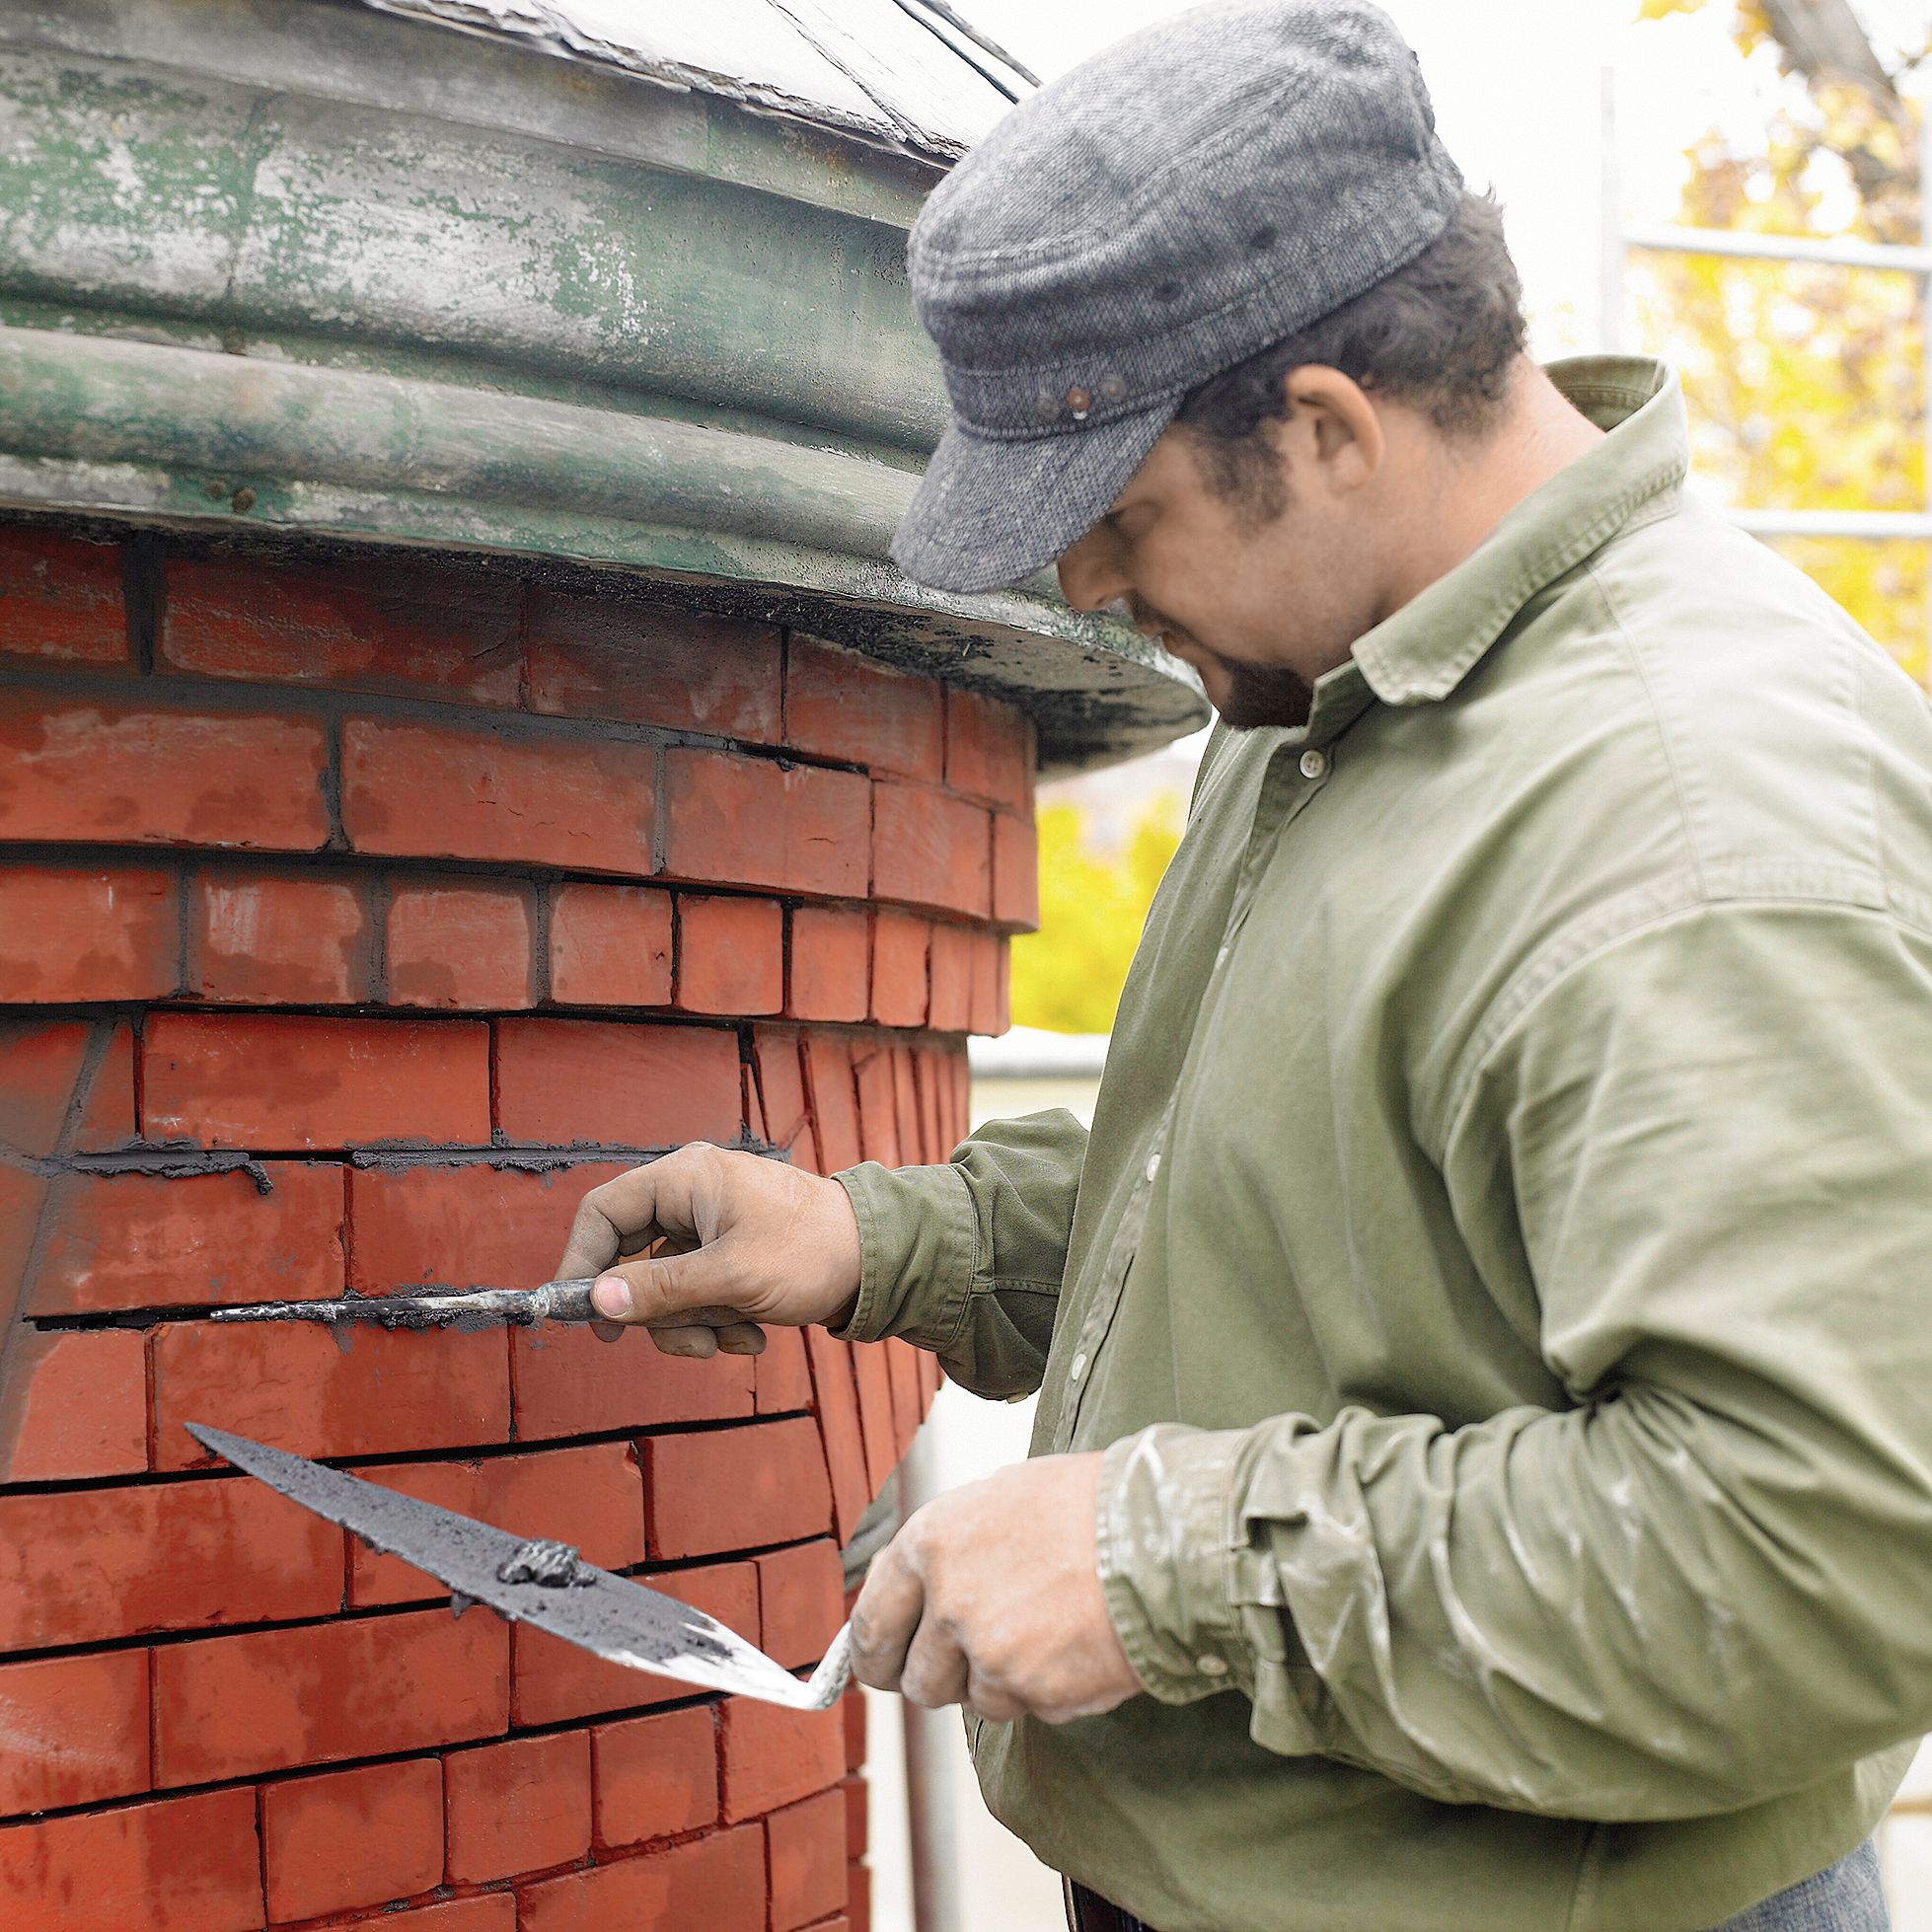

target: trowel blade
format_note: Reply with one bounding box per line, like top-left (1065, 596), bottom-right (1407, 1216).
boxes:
top-left (186, 1424), bottom-right (852, 1712)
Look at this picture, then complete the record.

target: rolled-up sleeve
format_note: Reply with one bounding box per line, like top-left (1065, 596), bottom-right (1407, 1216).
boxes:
top-left (835, 1106), bottom-right (1087, 1399)
top-left (1097, 901), bottom-right (1932, 1819)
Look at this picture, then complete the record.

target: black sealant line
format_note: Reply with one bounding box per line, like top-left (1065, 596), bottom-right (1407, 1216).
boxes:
top-left (0, 1405), bottom-right (815, 1502)
top-left (0, 656), bottom-right (881, 777)
top-left (0, 1526), bottom-right (831, 1671)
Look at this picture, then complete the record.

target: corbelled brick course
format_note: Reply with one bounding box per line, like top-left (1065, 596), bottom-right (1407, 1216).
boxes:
top-left (0, 525), bottom-right (1032, 1928)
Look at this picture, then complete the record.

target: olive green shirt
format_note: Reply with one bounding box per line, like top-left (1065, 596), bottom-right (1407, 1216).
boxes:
top-left (836, 358), bottom-right (1932, 1931)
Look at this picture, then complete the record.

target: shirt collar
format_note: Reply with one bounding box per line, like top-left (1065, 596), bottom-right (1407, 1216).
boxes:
top-left (1323, 356), bottom-right (1687, 722)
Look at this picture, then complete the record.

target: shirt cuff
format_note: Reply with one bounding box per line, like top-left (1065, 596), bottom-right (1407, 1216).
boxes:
top-left (832, 1158), bottom-right (979, 1352)
top-left (1096, 1423), bottom-right (1256, 1704)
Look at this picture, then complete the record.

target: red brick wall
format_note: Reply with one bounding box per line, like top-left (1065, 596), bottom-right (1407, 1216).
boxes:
top-left (0, 525), bottom-right (1039, 1931)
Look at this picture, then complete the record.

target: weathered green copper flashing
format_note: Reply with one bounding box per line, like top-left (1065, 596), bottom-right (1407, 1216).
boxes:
top-left (0, 1), bottom-right (1208, 770)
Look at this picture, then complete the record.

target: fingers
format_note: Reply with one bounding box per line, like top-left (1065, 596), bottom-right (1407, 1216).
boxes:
top-left (850, 1529), bottom-right (928, 1693)
top-left (588, 1245), bottom-right (750, 1325)
top-left (641, 1318), bottom-right (767, 1359)
top-left (900, 1617), bottom-right (970, 1710)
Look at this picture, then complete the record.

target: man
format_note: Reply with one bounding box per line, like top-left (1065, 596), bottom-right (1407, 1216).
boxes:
top-left (557, 4), bottom-right (1932, 1926)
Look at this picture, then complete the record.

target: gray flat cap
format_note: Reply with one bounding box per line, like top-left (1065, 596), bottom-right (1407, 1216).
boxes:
top-left (891, 0), bottom-right (1463, 593)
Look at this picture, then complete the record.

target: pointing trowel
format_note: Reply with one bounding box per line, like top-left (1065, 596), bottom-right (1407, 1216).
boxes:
top-left (187, 1424), bottom-right (854, 1712)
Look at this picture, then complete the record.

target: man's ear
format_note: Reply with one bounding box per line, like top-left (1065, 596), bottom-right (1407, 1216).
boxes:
top-left (1279, 364), bottom-right (1384, 492)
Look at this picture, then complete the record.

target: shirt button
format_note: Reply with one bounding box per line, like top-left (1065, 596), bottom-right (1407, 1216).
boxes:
top-left (1145, 1151), bottom-right (1161, 1183)
top-left (1197, 1656), bottom-right (1229, 1676)
top-left (1069, 1351), bottom-right (1087, 1381)
top-left (1299, 748), bottom-right (1328, 780)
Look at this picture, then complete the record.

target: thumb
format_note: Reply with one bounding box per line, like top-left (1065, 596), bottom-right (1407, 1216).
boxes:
top-left (590, 1239), bottom-right (748, 1325)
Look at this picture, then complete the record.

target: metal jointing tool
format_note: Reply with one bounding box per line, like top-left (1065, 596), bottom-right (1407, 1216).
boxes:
top-left (209, 1278), bottom-right (604, 1330)
top-left (186, 1425), bottom-right (854, 1712)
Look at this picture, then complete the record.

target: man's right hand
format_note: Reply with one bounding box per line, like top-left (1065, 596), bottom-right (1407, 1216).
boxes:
top-left (554, 1143), bottom-right (864, 1358)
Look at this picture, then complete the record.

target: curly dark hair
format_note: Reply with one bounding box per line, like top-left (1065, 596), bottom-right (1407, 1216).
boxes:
top-left (1174, 190), bottom-right (1528, 514)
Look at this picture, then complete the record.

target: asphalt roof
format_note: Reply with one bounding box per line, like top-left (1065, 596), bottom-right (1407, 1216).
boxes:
top-left (355, 0), bottom-right (1038, 161)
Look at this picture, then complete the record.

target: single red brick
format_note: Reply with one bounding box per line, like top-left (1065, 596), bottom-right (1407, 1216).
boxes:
top-left (801, 1033), bottom-right (860, 1174)
top-left (927, 925), bottom-right (974, 1034)
top-left (841, 1774), bottom-right (867, 1858)
top-left (374, 1897), bottom-right (519, 1932)
top-left (678, 895), bottom-right (782, 1015)
top-left (805, 1330), bottom-right (869, 1548)
top-left (851, 1046), bottom-right (899, 1167)
top-left (0, 1651), bottom-right (149, 1814)
top-left (0, 526), bottom-right (125, 664)
top-left (944, 688), bottom-right (1034, 810)
top-left (261, 1755), bottom-right (444, 1921)
top-left (156, 1606), bottom-right (507, 1785)
top-left (890, 1047), bottom-right (924, 1162)
top-left (0, 1786), bottom-right (261, 1932)
top-left (0, 1329), bottom-right (146, 1482)
top-left (751, 1028), bottom-right (811, 1156)
top-left (28, 1161), bottom-right (342, 1316)
top-left (663, 750), bottom-right (869, 899)
top-left (549, 883), bottom-right (673, 1007)
top-left (720, 1699), bottom-right (846, 1821)
top-left (512, 1560), bottom-right (756, 1726)
top-left (152, 1319), bottom-right (508, 1471)
top-left (769, 1786), bottom-right (850, 1932)
top-left (349, 1443), bottom-right (644, 1608)
top-left (784, 636), bottom-right (943, 781)
top-left (494, 1017), bottom-right (742, 1147)
top-left (851, 1343), bottom-right (898, 1499)
top-left (755, 1323), bottom-right (814, 1415)
top-left (842, 1688), bottom-right (866, 1775)
top-left (873, 785), bottom-right (992, 920)
top-left (967, 931), bottom-right (1006, 1037)
top-left (848, 1860), bottom-right (872, 1932)
top-left (593, 1705), bottom-right (718, 1849)
top-left (513, 1323), bottom-right (753, 1441)
top-left (789, 907), bottom-right (869, 1022)
top-left (992, 811), bottom-right (1040, 930)
top-left (886, 1338), bottom-right (925, 1459)
top-left (868, 913), bottom-right (929, 1028)
top-left (0, 1166), bottom-right (45, 1340)
top-left (0, 1018), bottom-right (134, 1156)
top-left (645, 1417), bottom-right (833, 1560)
top-left (948, 1047), bottom-right (972, 1142)
top-left (917, 1047), bottom-right (951, 1166)
top-left (0, 863), bottom-right (179, 1003)
top-left (347, 1159), bottom-right (629, 1296)
top-left (142, 1011), bottom-right (491, 1150)
top-left (342, 716), bottom-right (655, 874)
top-left (529, 590), bottom-right (782, 740)
top-left (185, 867), bottom-right (371, 1003)
top-left (0, 1474), bottom-right (339, 1648)
top-left (162, 554), bottom-right (521, 703)
top-left (446, 1730), bottom-right (591, 1885)
top-left (519, 1823), bottom-right (765, 1932)
top-left (756, 1540), bottom-right (846, 1672)
top-left (387, 878), bottom-right (536, 1008)
top-left (0, 697), bottom-right (330, 849)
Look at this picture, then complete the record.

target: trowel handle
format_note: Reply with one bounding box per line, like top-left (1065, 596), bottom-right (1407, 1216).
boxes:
top-left (535, 1279), bottom-right (602, 1322)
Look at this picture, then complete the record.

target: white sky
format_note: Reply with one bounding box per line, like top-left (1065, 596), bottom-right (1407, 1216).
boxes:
top-left (959, 0), bottom-right (1932, 357)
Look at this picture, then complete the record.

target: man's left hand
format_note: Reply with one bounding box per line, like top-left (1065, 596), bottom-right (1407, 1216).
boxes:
top-left (849, 1450), bottom-right (1146, 1723)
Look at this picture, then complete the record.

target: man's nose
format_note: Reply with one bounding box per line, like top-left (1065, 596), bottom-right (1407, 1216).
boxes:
top-left (1057, 528), bottom-right (1129, 614)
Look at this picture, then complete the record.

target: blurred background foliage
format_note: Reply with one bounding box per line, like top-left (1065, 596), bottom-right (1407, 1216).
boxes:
top-left (1009, 794), bottom-right (1184, 1034)
top-left (1632, 0), bottom-right (1931, 680)
top-left (1014, 0), bottom-right (1932, 1037)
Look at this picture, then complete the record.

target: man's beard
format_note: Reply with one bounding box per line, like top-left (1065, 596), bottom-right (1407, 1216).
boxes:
top-left (1204, 648), bottom-right (1314, 730)
top-left (1133, 601), bottom-right (1314, 730)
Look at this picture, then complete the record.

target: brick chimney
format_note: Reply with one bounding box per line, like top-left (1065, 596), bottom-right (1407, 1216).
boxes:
top-left (0, 525), bottom-right (1039, 1930)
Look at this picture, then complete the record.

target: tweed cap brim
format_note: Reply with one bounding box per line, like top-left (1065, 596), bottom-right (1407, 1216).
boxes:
top-left (890, 394), bottom-right (1177, 595)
